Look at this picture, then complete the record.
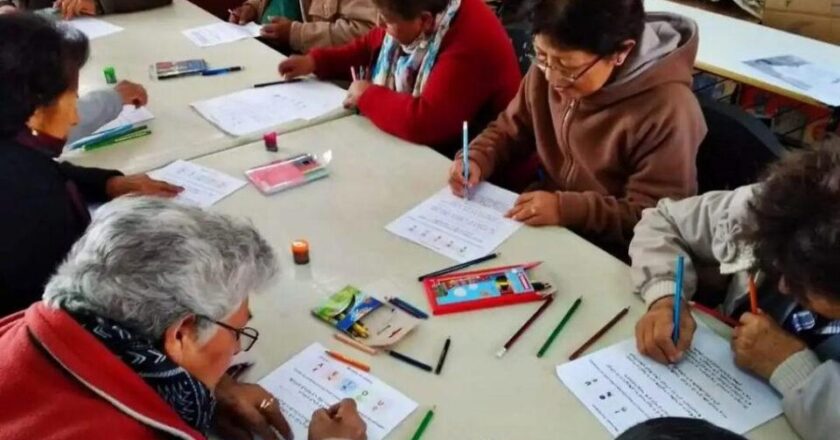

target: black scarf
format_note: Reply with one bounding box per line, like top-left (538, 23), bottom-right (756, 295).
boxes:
top-left (69, 310), bottom-right (216, 434)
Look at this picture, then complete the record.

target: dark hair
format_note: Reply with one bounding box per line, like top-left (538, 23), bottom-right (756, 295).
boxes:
top-left (0, 13), bottom-right (89, 137)
top-left (372, 0), bottom-right (449, 20)
top-left (617, 418), bottom-right (746, 440)
top-left (747, 147), bottom-right (840, 302)
top-left (531, 0), bottom-right (645, 56)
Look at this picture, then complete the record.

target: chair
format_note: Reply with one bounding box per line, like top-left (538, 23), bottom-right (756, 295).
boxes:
top-left (696, 97), bottom-right (787, 193)
top-left (496, 0), bottom-right (537, 75)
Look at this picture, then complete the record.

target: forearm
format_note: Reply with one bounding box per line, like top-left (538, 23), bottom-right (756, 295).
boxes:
top-left (289, 18), bottom-right (374, 53)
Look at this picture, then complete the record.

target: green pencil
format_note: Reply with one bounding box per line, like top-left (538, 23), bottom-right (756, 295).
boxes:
top-left (537, 297), bottom-right (582, 358)
top-left (84, 128), bottom-right (151, 151)
top-left (410, 406), bottom-right (435, 440)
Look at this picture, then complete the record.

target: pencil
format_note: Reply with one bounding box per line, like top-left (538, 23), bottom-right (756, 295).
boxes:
top-left (462, 121), bottom-right (470, 199)
top-left (672, 255), bottom-right (685, 344)
top-left (388, 350), bottom-right (433, 372)
top-left (325, 350), bottom-right (370, 372)
top-left (417, 253), bottom-right (499, 282)
top-left (537, 297), bottom-right (582, 358)
top-left (254, 78), bottom-right (303, 88)
top-left (84, 128), bottom-right (151, 151)
top-left (350, 66), bottom-right (357, 81)
top-left (689, 301), bottom-right (739, 327)
top-left (388, 297), bottom-right (429, 319)
top-left (410, 406), bottom-right (435, 440)
top-left (333, 333), bottom-right (377, 355)
top-left (748, 274), bottom-right (759, 314)
top-left (497, 296), bottom-right (554, 358)
top-left (568, 307), bottom-right (630, 360)
top-left (434, 337), bottom-right (451, 375)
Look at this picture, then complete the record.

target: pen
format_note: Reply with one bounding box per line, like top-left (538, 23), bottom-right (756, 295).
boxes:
top-left (537, 297), bottom-right (582, 358)
top-left (417, 253), bottom-right (499, 282)
top-left (410, 406), bottom-right (435, 440)
top-left (325, 350), bottom-right (370, 372)
top-left (387, 297), bottom-right (429, 319)
top-left (434, 337), bottom-right (451, 375)
top-left (202, 66), bottom-right (243, 76)
top-left (568, 307), bottom-right (630, 360)
top-left (388, 350), bottom-right (433, 373)
top-left (462, 121), bottom-right (470, 199)
top-left (497, 296), bottom-right (554, 358)
top-left (673, 255), bottom-right (685, 344)
top-left (254, 78), bottom-right (303, 88)
top-left (748, 274), bottom-right (759, 314)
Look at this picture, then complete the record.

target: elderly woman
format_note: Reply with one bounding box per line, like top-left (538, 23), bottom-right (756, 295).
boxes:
top-left (0, 197), bottom-right (367, 440)
top-left (0, 13), bottom-right (181, 317)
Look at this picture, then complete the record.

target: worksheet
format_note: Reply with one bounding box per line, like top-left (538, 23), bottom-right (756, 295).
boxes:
top-left (191, 81), bottom-right (346, 136)
top-left (66, 17), bottom-right (123, 40)
top-left (95, 106), bottom-right (155, 134)
top-left (147, 160), bottom-right (246, 208)
top-left (182, 22), bottom-right (262, 47)
top-left (744, 55), bottom-right (840, 106)
top-left (258, 343), bottom-right (418, 440)
top-left (386, 183), bottom-right (522, 262)
top-left (556, 326), bottom-right (782, 437)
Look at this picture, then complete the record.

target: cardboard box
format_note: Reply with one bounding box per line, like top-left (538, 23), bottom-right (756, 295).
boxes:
top-left (763, 9), bottom-right (840, 44)
top-left (764, 0), bottom-right (838, 15)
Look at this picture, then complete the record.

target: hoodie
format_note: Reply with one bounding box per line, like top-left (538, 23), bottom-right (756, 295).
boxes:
top-left (467, 13), bottom-right (706, 248)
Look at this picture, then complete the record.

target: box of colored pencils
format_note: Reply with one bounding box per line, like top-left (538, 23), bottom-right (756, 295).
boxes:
top-left (245, 153), bottom-right (329, 195)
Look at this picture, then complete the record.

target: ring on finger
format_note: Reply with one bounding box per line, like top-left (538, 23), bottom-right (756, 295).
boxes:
top-left (259, 397), bottom-right (276, 411)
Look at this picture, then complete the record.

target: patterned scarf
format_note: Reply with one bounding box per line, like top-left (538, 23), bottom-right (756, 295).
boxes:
top-left (70, 310), bottom-right (217, 435)
top-left (371, 0), bottom-right (461, 97)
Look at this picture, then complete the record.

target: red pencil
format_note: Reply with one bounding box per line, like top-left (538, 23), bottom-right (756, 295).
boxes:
top-left (690, 301), bottom-right (739, 327)
top-left (496, 296), bottom-right (554, 358)
top-left (748, 275), bottom-right (759, 314)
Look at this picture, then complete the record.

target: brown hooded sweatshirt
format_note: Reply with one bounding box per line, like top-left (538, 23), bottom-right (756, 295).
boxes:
top-left (467, 13), bottom-right (706, 247)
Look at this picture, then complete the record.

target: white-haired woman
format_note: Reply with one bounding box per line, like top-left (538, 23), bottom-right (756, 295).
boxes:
top-left (0, 197), bottom-right (366, 440)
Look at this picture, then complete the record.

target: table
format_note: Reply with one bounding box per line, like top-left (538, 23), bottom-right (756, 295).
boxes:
top-left (66, 0), bottom-right (347, 174)
top-left (647, 0), bottom-right (840, 108)
top-left (190, 116), bottom-right (799, 439)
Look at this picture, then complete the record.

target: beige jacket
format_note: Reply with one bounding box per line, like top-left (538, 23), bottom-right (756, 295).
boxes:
top-left (246, 0), bottom-right (376, 52)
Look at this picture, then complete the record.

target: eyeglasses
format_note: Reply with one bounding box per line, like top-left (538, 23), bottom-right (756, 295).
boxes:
top-left (528, 53), bottom-right (603, 87)
top-left (197, 315), bottom-right (260, 352)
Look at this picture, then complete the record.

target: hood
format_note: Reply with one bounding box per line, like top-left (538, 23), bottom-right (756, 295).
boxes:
top-left (583, 12), bottom-right (699, 109)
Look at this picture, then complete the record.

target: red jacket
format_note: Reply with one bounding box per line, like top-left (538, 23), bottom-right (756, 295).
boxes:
top-left (0, 303), bottom-right (205, 440)
top-left (309, 0), bottom-right (521, 155)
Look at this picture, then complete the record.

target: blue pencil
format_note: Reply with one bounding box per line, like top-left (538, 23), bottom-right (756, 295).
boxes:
top-left (672, 255), bottom-right (685, 344)
top-left (462, 121), bottom-right (469, 199)
top-left (388, 297), bottom-right (429, 319)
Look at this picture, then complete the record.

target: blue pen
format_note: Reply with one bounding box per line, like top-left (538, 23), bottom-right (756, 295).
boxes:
top-left (388, 297), bottom-right (429, 319)
top-left (462, 121), bottom-right (470, 200)
top-left (201, 66), bottom-right (243, 76)
top-left (672, 255), bottom-right (685, 344)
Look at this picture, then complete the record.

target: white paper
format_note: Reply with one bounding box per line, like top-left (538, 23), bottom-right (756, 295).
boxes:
top-left (147, 160), bottom-right (246, 208)
top-left (745, 55), bottom-right (840, 106)
top-left (556, 326), bottom-right (782, 437)
top-left (191, 81), bottom-right (346, 136)
top-left (95, 106), bottom-right (155, 134)
top-left (258, 343), bottom-right (418, 440)
top-left (182, 22), bottom-right (262, 47)
top-left (66, 17), bottom-right (124, 40)
top-left (386, 183), bottom-right (522, 262)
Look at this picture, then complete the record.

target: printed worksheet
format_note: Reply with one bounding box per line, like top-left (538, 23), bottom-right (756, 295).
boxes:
top-left (556, 326), bottom-right (782, 437)
top-left (386, 183), bottom-right (522, 262)
top-left (66, 17), bottom-right (123, 40)
top-left (258, 343), bottom-right (418, 440)
top-left (147, 160), bottom-right (246, 208)
top-left (191, 81), bottom-right (346, 136)
top-left (182, 22), bottom-right (262, 47)
top-left (95, 106), bottom-right (154, 134)
top-left (744, 55), bottom-right (840, 106)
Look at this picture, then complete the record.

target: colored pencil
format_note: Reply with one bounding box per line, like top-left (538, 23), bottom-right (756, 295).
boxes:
top-left (325, 350), bottom-right (370, 372)
top-left (410, 406), bottom-right (435, 440)
top-left (689, 301), bottom-right (739, 328)
top-left (569, 307), bottom-right (630, 360)
top-left (462, 121), bottom-right (470, 199)
top-left (253, 78), bottom-right (303, 88)
top-left (388, 350), bottom-right (433, 372)
top-left (350, 66), bottom-right (357, 81)
top-left (387, 297), bottom-right (429, 319)
top-left (333, 333), bottom-right (377, 355)
top-left (537, 297), bottom-right (582, 358)
top-left (417, 253), bottom-right (499, 282)
top-left (748, 274), bottom-right (759, 314)
top-left (84, 128), bottom-right (151, 151)
top-left (673, 255), bottom-right (685, 344)
top-left (496, 296), bottom-right (554, 358)
top-left (434, 337), bottom-right (451, 375)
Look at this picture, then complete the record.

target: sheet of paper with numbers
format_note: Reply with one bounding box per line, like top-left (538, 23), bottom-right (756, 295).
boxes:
top-left (556, 326), bottom-right (782, 437)
top-left (258, 343), bottom-right (418, 440)
top-left (385, 183), bottom-right (522, 262)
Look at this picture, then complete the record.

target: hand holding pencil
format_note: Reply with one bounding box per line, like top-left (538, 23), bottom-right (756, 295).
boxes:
top-left (635, 295), bottom-right (696, 365)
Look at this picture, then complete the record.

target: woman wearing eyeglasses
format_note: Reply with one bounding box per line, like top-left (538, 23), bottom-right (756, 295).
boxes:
top-left (0, 197), bottom-right (366, 440)
top-left (449, 0), bottom-right (705, 255)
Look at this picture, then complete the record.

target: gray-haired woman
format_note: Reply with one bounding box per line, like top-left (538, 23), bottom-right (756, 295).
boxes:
top-left (0, 197), bottom-right (366, 440)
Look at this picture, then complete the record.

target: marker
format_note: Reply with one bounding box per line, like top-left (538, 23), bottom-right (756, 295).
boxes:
top-left (748, 274), bottom-right (759, 314)
top-left (673, 255), bottom-right (685, 344)
top-left (103, 66), bottom-right (117, 85)
top-left (434, 337), bottom-right (451, 375)
top-left (387, 297), bottom-right (429, 319)
top-left (497, 296), bottom-right (553, 358)
top-left (417, 253), bottom-right (499, 282)
top-left (537, 297), bottom-right (582, 358)
top-left (201, 66), bottom-right (243, 76)
top-left (325, 350), bottom-right (370, 372)
top-left (388, 350), bottom-right (433, 373)
top-left (410, 406), bottom-right (435, 440)
top-left (462, 121), bottom-right (470, 199)
top-left (568, 307), bottom-right (630, 360)
top-left (253, 78), bottom-right (303, 88)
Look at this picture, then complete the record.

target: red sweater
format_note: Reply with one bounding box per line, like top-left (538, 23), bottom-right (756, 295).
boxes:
top-left (0, 303), bottom-right (204, 440)
top-left (309, 0), bottom-right (521, 155)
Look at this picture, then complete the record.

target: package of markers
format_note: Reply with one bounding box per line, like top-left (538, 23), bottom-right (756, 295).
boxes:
top-left (422, 262), bottom-right (555, 315)
top-left (311, 286), bottom-right (420, 348)
top-left (151, 59), bottom-right (208, 80)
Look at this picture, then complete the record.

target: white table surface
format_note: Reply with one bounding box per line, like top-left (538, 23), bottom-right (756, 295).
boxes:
top-left (647, 0), bottom-right (840, 107)
top-left (189, 116), bottom-right (799, 439)
top-left (65, 0), bottom-right (348, 174)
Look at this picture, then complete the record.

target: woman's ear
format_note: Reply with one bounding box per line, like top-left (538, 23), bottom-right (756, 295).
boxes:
top-left (614, 39), bottom-right (637, 66)
top-left (162, 315), bottom-right (200, 363)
